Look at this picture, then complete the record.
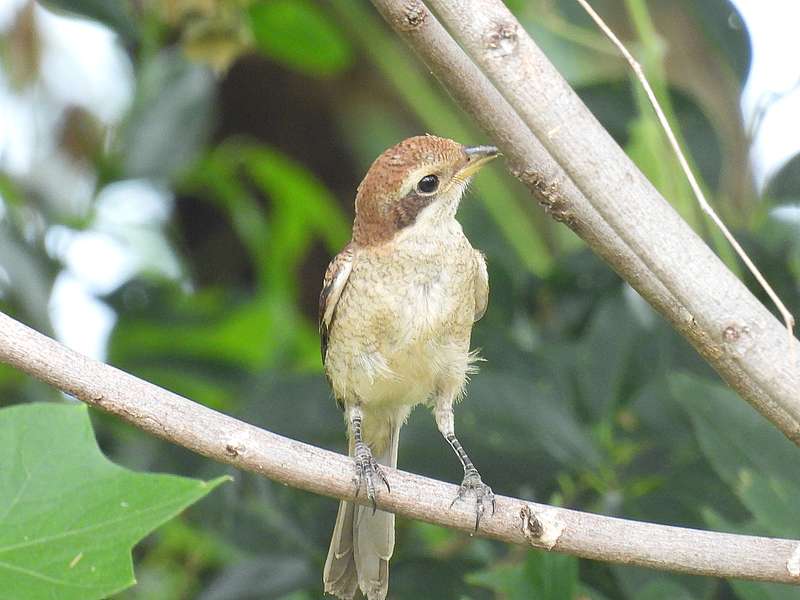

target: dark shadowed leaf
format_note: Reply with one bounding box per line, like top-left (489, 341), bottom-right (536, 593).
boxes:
top-left (672, 373), bottom-right (800, 538)
top-left (637, 579), bottom-right (694, 600)
top-left (575, 295), bottom-right (639, 420)
top-left (468, 551), bottom-right (578, 600)
top-left (671, 373), bottom-right (799, 485)
top-left (767, 153), bottom-right (800, 201)
top-left (470, 371), bottom-right (602, 470)
top-left (199, 555), bottom-right (312, 600)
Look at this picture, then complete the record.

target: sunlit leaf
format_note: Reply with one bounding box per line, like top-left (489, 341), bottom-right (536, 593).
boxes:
top-left (0, 403), bottom-right (227, 599)
top-left (248, 0), bottom-right (353, 77)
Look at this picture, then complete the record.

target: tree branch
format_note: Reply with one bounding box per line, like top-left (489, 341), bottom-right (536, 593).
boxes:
top-left (1, 311), bottom-right (800, 583)
top-left (371, 0), bottom-right (800, 444)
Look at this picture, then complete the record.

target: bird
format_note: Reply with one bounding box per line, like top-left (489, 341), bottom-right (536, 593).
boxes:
top-left (320, 135), bottom-right (497, 600)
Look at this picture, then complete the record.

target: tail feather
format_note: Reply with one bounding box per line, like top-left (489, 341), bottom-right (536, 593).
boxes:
top-left (324, 423), bottom-right (400, 600)
top-left (323, 500), bottom-right (359, 599)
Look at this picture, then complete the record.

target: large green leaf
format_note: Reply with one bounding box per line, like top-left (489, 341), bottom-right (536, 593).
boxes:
top-left (469, 371), bottom-right (601, 470)
top-left (0, 403), bottom-right (227, 600)
top-left (248, 0), bottom-right (353, 77)
top-left (575, 295), bottom-right (640, 420)
top-left (672, 373), bottom-right (800, 537)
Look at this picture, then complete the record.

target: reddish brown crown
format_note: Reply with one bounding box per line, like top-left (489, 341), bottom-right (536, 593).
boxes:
top-left (353, 135), bottom-right (465, 246)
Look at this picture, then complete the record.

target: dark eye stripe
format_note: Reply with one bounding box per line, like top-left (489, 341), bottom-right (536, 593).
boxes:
top-left (392, 190), bottom-right (435, 229)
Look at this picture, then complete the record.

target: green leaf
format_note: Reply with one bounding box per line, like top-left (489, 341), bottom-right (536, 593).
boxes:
top-left (671, 373), bottom-right (800, 486)
top-left (248, 0), bottom-right (353, 77)
top-left (672, 373), bottom-right (800, 537)
top-left (767, 153), bottom-right (800, 202)
top-left (121, 50), bottom-right (214, 181)
top-left (523, 551), bottom-right (578, 600)
top-left (467, 562), bottom-right (531, 600)
top-left (469, 371), bottom-right (602, 470)
top-left (467, 551), bottom-right (579, 600)
top-left (0, 403), bottom-right (227, 600)
top-left (575, 294), bottom-right (640, 420)
top-left (637, 579), bottom-right (694, 600)
top-left (199, 555), bottom-right (312, 600)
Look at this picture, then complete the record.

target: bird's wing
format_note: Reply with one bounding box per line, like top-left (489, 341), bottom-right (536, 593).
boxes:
top-left (319, 243), bottom-right (354, 363)
top-left (473, 250), bottom-right (489, 322)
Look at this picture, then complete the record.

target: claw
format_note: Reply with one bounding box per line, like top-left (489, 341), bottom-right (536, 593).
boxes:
top-left (450, 468), bottom-right (494, 531)
top-left (353, 441), bottom-right (389, 513)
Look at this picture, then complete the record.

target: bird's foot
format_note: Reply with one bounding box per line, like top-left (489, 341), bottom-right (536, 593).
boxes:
top-left (450, 468), bottom-right (495, 531)
top-left (353, 441), bottom-right (390, 514)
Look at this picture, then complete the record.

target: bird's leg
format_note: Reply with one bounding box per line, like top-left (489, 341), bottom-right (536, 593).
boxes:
top-left (434, 401), bottom-right (495, 530)
top-left (348, 404), bottom-right (390, 514)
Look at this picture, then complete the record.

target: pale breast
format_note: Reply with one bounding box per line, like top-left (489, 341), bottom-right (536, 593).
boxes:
top-left (325, 222), bottom-right (478, 409)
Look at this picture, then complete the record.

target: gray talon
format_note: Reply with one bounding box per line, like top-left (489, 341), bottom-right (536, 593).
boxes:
top-left (451, 468), bottom-right (494, 531)
top-left (354, 441), bottom-right (389, 513)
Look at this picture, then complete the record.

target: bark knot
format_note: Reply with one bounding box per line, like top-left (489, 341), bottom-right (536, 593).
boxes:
top-left (520, 504), bottom-right (565, 550)
top-left (722, 324), bottom-right (742, 342)
top-left (399, 1), bottom-right (427, 30)
top-left (484, 21), bottom-right (518, 56)
top-left (721, 322), bottom-right (755, 357)
top-left (225, 441), bottom-right (246, 458)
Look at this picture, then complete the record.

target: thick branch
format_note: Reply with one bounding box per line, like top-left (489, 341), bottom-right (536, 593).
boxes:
top-left (378, 0), bottom-right (800, 444)
top-left (1, 312), bottom-right (800, 582)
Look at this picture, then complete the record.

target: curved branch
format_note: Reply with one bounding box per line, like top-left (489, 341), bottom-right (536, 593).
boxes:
top-left (374, 0), bottom-right (800, 444)
top-left (1, 311), bottom-right (799, 583)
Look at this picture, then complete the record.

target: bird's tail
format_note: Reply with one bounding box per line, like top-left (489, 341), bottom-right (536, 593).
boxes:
top-left (323, 424), bottom-right (400, 600)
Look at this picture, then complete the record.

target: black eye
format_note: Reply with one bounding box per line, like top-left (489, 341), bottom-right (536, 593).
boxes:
top-left (416, 174), bottom-right (439, 194)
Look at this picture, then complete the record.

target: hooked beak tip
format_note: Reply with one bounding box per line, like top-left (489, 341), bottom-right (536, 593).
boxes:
top-left (464, 145), bottom-right (500, 159)
top-left (456, 145), bottom-right (500, 181)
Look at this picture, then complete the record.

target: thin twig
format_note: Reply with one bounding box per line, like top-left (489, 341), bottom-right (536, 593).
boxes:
top-left (0, 310), bottom-right (799, 583)
top-left (574, 0), bottom-right (796, 352)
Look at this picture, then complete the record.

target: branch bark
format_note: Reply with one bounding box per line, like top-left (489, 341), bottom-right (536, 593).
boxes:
top-left (371, 0), bottom-right (800, 444)
top-left (1, 311), bottom-right (800, 583)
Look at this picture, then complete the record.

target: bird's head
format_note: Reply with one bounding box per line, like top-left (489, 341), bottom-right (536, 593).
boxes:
top-left (352, 135), bottom-right (498, 245)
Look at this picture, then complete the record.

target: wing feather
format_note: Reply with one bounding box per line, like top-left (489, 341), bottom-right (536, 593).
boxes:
top-left (319, 243), bottom-right (354, 363)
top-left (473, 250), bottom-right (489, 322)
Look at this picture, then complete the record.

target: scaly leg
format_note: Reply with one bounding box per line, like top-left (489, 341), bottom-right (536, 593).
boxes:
top-left (348, 404), bottom-right (390, 514)
top-left (434, 398), bottom-right (495, 530)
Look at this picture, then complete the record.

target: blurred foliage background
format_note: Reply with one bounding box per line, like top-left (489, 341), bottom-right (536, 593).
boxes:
top-left (1, 0), bottom-right (800, 598)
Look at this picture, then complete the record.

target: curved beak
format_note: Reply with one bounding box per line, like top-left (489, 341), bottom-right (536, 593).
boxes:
top-left (457, 145), bottom-right (500, 180)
